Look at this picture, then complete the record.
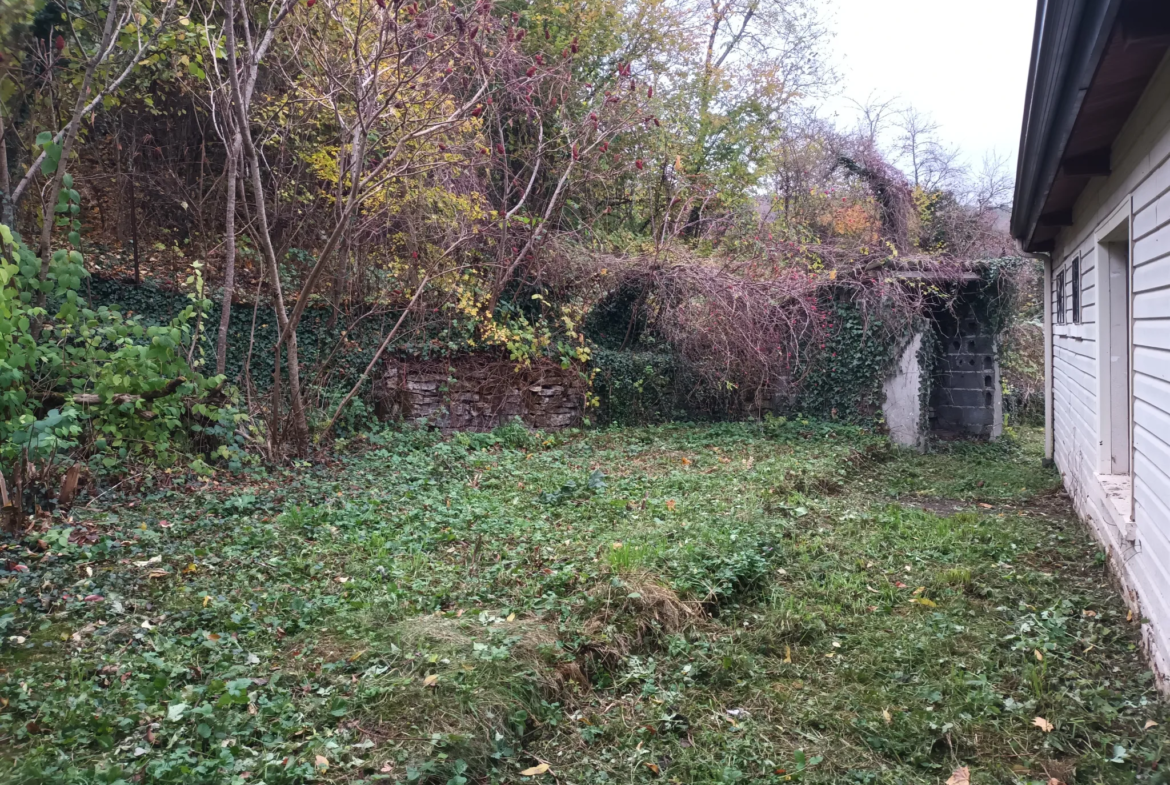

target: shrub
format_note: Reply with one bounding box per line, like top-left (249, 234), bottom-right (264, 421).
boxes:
top-left (0, 223), bottom-right (248, 515)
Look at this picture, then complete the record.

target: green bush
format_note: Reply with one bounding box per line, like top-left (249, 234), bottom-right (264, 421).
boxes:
top-left (0, 222), bottom-right (247, 509)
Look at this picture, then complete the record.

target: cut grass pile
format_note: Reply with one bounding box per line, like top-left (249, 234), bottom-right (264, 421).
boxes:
top-left (0, 419), bottom-right (1165, 784)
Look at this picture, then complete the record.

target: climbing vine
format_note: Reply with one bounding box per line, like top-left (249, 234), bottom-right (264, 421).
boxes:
top-left (792, 301), bottom-right (903, 424)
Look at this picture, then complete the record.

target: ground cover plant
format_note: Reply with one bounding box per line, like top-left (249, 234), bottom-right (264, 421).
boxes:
top-left (0, 421), bottom-right (1165, 784)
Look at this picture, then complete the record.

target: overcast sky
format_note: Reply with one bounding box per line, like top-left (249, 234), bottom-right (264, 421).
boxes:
top-left (822, 0), bottom-right (1037, 173)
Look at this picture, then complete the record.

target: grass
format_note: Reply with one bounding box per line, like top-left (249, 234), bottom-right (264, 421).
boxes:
top-left (0, 419), bottom-right (1165, 784)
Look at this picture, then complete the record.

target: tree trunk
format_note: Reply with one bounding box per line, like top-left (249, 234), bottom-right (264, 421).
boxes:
top-left (215, 139), bottom-right (240, 375)
top-left (223, 0), bottom-right (309, 453)
top-left (128, 134), bottom-right (141, 285)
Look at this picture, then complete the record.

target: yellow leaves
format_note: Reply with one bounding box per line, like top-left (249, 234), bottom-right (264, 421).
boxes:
top-left (520, 763), bottom-right (550, 776)
top-left (882, 708), bottom-right (892, 725)
top-left (908, 597), bottom-right (936, 608)
top-left (1033, 649), bottom-right (1044, 662)
top-left (783, 645), bottom-right (792, 664)
top-left (314, 754), bottom-right (329, 770)
top-left (945, 766), bottom-right (970, 785)
top-left (665, 499), bottom-right (677, 512)
top-left (202, 595), bottom-right (211, 608)
top-left (423, 674), bottom-right (440, 688)
top-left (643, 762), bottom-right (661, 775)
top-left (1145, 719), bottom-right (1159, 730)
top-left (1032, 716), bottom-right (1054, 733)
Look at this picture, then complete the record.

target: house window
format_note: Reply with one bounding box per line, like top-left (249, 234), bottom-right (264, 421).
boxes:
top-left (1056, 269), bottom-right (1066, 324)
top-left (1071, 256), bottom-right (1081, 323)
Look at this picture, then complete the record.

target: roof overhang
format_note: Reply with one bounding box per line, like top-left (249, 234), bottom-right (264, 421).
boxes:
top-left (1012, 0), bottom-right (1170, 253)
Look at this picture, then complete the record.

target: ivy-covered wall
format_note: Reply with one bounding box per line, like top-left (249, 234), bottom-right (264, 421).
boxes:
top-left (790, 301), bottom-right (904, 424)
top-left (86, 277), bottom-right (401, 397)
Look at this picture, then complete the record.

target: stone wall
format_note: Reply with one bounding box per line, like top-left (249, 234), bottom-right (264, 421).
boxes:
top-left (376, 356), bottom-right (584, 431)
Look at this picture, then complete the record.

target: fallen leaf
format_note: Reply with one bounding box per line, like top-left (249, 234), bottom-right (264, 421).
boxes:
top-left (1127, 609), bottom-right (1135, 622)
top-left (1033, 716), bottom-right (1054, 733)
top-left (665, 499), bottom-right (677, 511)
top-left (83, 594), bottom-right (104, 603)
top-left (314, 754), bottom-right (329, 770)
top-left (644, 762), bottom-right (661, 775)
top-left (978, 503), bottom-right (993, 509)
top-left (520, 763), bottom-right (550, 776)
top-left (894, 581), bottom-right (908, 588)
top-left (912, 586), bottom-right (925, 596)
top-left (1082, 609), bottom-right (1097, 618)
top-left (147, 570), bottom-right (168, 579)
top-left (783, 645), bottom-right (792, 663)
top-left (1048, 779), bottom-right (1066, 785)
top-left (1034, 649), bottom-right (1044, 661)
top-left (202, 595), bottom-right (211, 607)
top-left (882, 708), bottom-right (892, 725)
top-left (1145, 719), bottom-right (1159, 730)
top-left (506, 613), bottom-right (516, 622)
top-left (423, 674), bottom-right (439, 687)
top-left (945, 766), bottom-right (970, 785)
top-left (134, 555), bottom-right (162, 567)
top-left (680, 458), bottom-right (690, 466)
top-left (910, 597), bottom-right (937, 608)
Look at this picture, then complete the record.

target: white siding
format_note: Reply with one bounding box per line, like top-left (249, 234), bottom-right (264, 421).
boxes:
top-left (1052, 50), bottom-right (1170, 686)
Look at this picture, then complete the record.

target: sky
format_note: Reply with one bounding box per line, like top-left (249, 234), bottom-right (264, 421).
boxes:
top-left (822, 0), bottom-right (1037, 174)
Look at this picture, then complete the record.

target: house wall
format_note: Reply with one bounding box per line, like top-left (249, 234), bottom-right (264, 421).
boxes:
top-left (1052, 50), bottom-right (1170, 686)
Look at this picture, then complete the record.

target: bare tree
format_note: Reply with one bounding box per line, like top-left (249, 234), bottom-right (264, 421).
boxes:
top-left (204, 0), bottom-right (291, 377)
top-left (971, 150), bottom-right (1014, 213)
top-left (848, 91), bottom-right (898, 149)
top-left (893, 105), bottom-right (963, 191)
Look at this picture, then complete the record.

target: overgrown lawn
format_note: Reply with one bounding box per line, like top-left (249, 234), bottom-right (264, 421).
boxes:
top-left (1, 421), bottom-right (1164, 784)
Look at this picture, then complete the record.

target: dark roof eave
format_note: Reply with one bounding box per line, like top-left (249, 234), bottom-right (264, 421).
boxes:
top-left (1011, 0), bottom-right (1124, 251)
